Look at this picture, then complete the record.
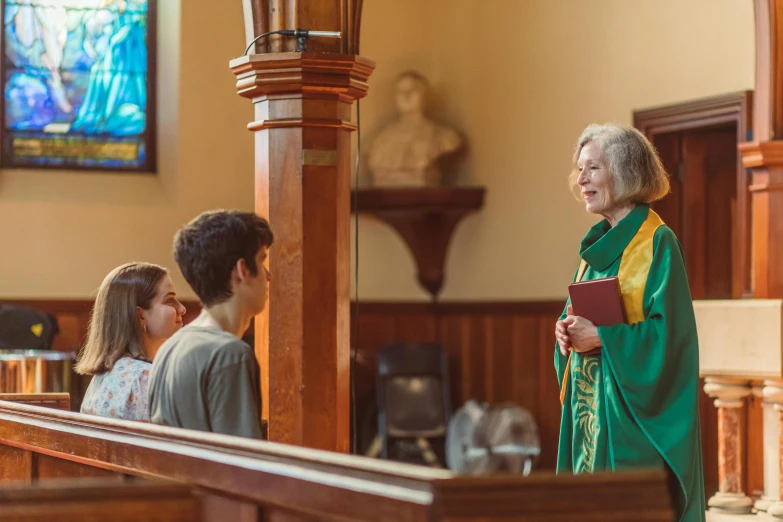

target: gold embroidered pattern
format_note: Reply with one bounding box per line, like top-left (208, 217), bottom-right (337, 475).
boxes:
top-left (573, 355), bottom-right (599, 472)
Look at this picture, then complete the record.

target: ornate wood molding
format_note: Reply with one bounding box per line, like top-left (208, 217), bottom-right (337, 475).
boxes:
top-left (739, 140), bottom-right (783, 169)
top-left (634, 91), bottom-right (752, 137)
top-left (231, 52), bottom-right (374, 103)
top-left (352, 187), bottom-right (485, 298)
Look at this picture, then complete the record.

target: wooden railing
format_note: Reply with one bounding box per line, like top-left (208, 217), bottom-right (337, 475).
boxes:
top-left (0, 394), bottom-right (70, 411)
top-left (0, 400), bottom-right (677, 521)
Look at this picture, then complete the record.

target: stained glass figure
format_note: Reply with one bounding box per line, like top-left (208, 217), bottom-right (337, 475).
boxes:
top-left (2, 0), bottom-right (153, 170)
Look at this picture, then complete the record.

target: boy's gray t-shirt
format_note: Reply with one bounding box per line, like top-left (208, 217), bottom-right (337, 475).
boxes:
top-left (148, 324), bottom-right (262, 439)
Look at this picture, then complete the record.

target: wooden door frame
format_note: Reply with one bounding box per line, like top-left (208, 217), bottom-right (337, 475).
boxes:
top-left (633, 91), bottom-right (754, 298)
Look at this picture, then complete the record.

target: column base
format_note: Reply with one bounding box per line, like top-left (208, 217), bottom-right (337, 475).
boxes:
top-left (757, 495), bottom-right (780, 512)
top-left (768, 501), bottom-right (783, 518)
top-left (707, 492), bottom-right (753, 514)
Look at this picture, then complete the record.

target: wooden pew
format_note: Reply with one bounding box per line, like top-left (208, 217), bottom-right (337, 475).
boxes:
top-left (0, 478), bottom-right (199, 521)
top-left (0, 400), bottom-right (677, 521)
top-left (0, 393), bottom-right (268, 437)
top-left (0, 393), bottom-right (70, 411)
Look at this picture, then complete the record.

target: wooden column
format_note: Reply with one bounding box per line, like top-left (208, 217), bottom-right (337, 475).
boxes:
top-left (738, 2), bottom-right (783, 516)
top-left (739, 0), bottom-right (783, 298)
top-left (763, 382), bottom-right (783, 515)
top-left (234, 0), bottom-right (373, 452)
top-left (703, 378), bottom-right (753, 514)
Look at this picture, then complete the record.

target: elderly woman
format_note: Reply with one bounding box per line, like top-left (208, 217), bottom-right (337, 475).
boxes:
top-left (554, 124), bottom-right (705, 522)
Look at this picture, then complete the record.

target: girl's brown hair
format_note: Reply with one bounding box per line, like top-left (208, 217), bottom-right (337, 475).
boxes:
top-left (74, 262), bottom-right (167, 375)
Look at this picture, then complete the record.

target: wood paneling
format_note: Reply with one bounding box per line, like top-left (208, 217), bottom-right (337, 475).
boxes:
top-left (0, 478), bottom-right (200, 522)
top-left (35, 454), bottom-right (118, 481)
top-left (0, 445), bottom-right (32, 484)
top-left (352, 300), bottom-right (564, 470)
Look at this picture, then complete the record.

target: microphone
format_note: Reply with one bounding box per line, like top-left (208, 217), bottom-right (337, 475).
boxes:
top-left (243, 29), bottom-right (342, 56)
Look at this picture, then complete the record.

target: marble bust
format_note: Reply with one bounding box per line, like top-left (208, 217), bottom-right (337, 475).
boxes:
top-left (367, 71), bottom-right (462, 187)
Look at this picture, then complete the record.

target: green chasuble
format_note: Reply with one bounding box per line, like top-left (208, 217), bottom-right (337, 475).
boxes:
top-left (554, 205), bottom-right (705, 522)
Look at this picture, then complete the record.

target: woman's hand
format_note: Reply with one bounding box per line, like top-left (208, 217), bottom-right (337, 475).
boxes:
top-left (556, 316), bottom-right (571, 356)
top-left (564, 310), bottom-right (602, 353)
top-left (555, 305), bottom-right (576, 356)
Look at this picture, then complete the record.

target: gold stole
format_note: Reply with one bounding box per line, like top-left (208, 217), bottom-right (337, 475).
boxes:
top-left (559, 210), bottom-right (664, 406)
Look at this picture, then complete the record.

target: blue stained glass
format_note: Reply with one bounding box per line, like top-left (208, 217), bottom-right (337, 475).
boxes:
top-left (2, 0), bottom-right (152, 170)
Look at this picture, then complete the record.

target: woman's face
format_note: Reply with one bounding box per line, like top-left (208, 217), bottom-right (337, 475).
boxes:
top-left (576, 141), bottom-right (615, 216)
top-left (139, 276), bottom-right (186, 352)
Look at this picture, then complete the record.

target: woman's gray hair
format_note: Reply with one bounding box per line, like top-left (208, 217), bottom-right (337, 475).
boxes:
top-left (568, 124), bottom-right (670, 205)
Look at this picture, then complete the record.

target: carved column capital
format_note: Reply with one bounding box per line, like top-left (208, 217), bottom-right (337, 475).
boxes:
top-left (704, 378), bottom-right (752, 409)
top-left (764, 380), bottom-right (783, 405)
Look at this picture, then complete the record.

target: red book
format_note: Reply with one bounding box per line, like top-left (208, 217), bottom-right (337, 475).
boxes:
top-left (567, 277), bottom-right (626, 356)
top-left (568, 276), bottom-right (626, 326)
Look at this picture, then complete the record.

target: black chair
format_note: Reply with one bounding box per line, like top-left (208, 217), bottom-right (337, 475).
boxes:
top-left (0, 304), bottom-right (59, 351)
top-left (375, 342), bottom-right (451, 466)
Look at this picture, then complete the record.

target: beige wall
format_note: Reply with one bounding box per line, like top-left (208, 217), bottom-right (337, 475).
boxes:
top-left (0, 1), bottom-right (755, 302)
top-left (0, 0), bottom-right (254, 299)
top-left (355, 0), bottom-right (755, 301)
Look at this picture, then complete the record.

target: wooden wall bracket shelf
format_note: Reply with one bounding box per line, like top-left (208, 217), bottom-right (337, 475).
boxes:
top-left (351, 187), bottom-right (485, 298)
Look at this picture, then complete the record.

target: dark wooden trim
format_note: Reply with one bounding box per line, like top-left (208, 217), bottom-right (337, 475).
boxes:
top-left (4, 299), bottom-right (561, 314)
top-left (633, 91), bottom-right (753, 137)
top-left (0, 299), bottom-right (200, 315)
top-left (0, 299), bottom-right (93, 314)
top-left (0, 478), bottom-right (193, 502)
top-left (0, 394), bottom-right (71, 411)
top-left (634, 90), bottom-right (754, 298)
top-left (351, 300), bottom-right (564, 316)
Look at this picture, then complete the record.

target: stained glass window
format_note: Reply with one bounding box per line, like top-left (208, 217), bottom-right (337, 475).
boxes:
top-left (2, 0), bottom-right (154, 170)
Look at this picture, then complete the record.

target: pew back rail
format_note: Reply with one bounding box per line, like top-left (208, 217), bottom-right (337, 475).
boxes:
top-left (0, 401), bottom-right (676, 521)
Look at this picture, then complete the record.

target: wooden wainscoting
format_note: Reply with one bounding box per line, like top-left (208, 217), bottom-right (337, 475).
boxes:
top-left (3, 298), bottom-right (722, 489)
top-left (351, 300), bottom-right (565, 470)
top-left (352, 300), bottom-right (722, 498)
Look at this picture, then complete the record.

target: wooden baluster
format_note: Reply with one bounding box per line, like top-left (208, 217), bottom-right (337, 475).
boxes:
top-left (703, 378), bottom-right (753, 514)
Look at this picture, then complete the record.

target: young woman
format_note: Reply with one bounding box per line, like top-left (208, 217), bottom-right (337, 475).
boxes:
top-left (76, 262), bottom-right (186, 421)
